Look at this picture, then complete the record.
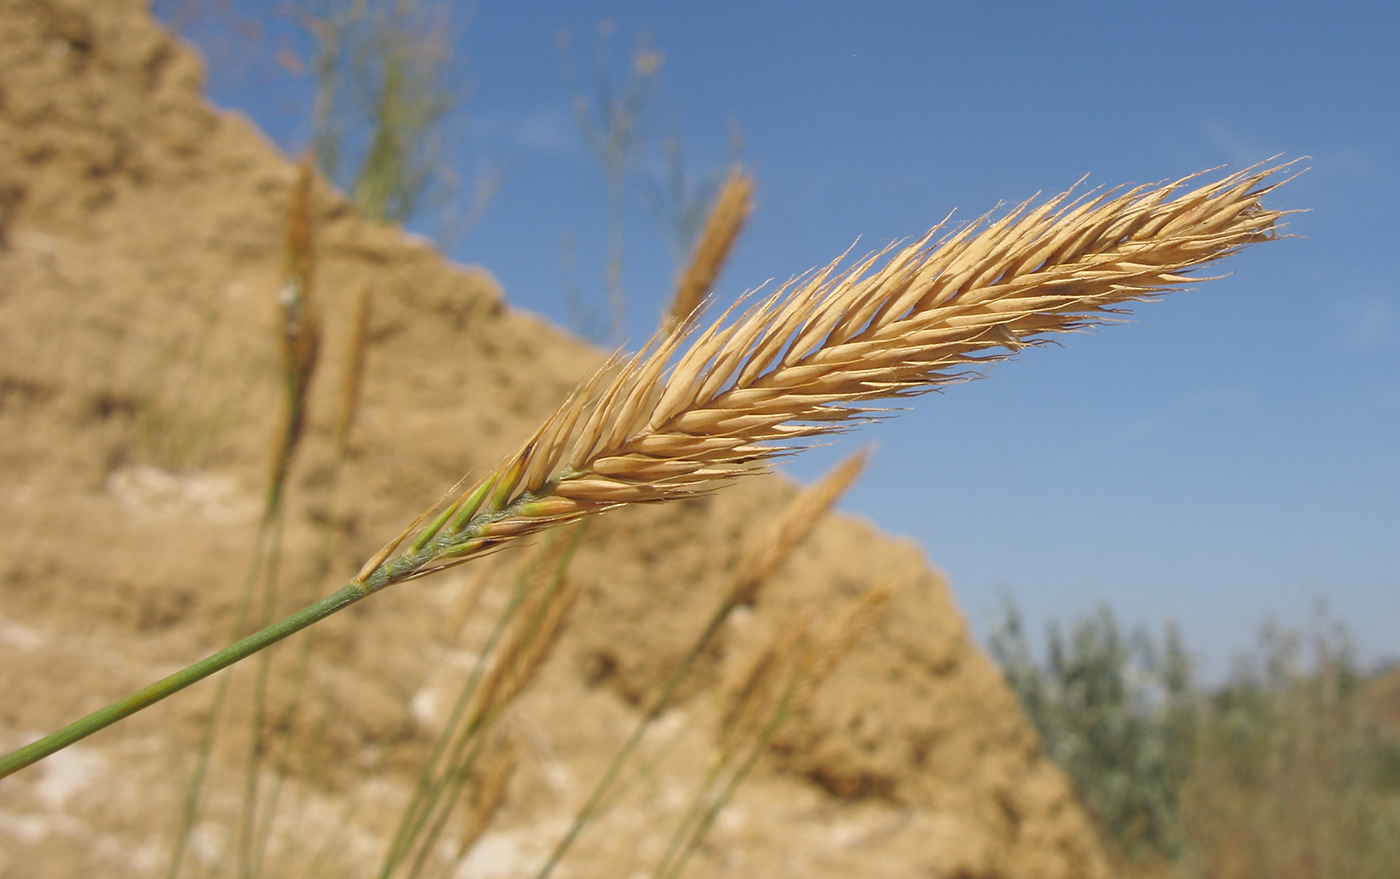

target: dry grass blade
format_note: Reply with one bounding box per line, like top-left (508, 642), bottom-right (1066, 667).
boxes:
top-left (665, 165), bottom-right (755, 330)
top-left (350, 162), bottom-right (1292, 592)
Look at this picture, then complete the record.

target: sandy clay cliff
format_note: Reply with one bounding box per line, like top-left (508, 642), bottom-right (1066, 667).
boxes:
top-left (0, 1), bottom-right (1111, 877)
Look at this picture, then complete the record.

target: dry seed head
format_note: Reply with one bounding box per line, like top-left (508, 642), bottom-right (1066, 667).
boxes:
top-left (279, 156), bottom-right (320, 386)
top-left (470, 530), bottom-right (581, 719)
top-left (456, 737), bottom-right (519, 859)
top-left (800, 581), bottom-right (899, 702)
top-left (268, 156), bottom-right (322, 494)
top-left (666, 165), bottom-right (755, 330)
top-left (334, 282), bottom-right (372, 457)
top-left (728, 447), bottom-right (868, 606)
top-left (717, 617), bottom-right (813, 757)
top-left (377, 163), bottom-right (1292, 587)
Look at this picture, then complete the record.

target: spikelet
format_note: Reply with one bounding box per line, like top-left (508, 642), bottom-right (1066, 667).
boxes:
top-left (362, 163), bottom-right (1293, 592)
top-left (665, 165), bottom-right (755, 330)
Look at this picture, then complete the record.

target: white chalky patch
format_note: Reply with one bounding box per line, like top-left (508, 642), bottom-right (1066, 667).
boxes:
top-left (452, 820), bottom-right (568, 879)
top-left (34, 746), bottom-right (105, 811)
top-left (410, 686), bottom-right (444, 731)
top-left (0, 810), bottom-right (49, 842)
top-left (107, 466), bottom-right (253, 523)
top-left (0, 618), bottom-right (44, 651)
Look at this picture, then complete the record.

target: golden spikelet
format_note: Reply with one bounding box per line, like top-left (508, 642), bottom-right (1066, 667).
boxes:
top-left (665, 165), bottom-right (755, 330)
top-left (728, 447), bottom-right (868, 606)
top-left (363, 163), bottom-right (1293, 592)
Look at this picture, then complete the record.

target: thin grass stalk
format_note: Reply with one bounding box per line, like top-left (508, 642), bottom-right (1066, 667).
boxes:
top-left (380, 527), bottom-right (585, 878)
top-left (593, 701), bottom-right (697, 817)
top-left (651, 636), bottom-right (809, 879)
top-left (454, 740), bottom-right (518, 859)
top-left (652, 752), bottom-right (727, 879)
top-left (234, 157), bottom-right (320, 879)
top-left (251, 284), bottom-right (374, 875)
top-left (533, 448), bottom-right (864, 876)
top-left (395, 530), bottom-right (582, 877)
top-left (659, 689), bottom-right (796, 879)
top-left (237, 515), bottom-right (287, 879)
top-left (300, 562), bottom-right (521, 879)
top-left (0, 163), bottom-right (1293, 781)
top-left (658, 585), bottom-right (894, 879)
top-left (401, 732), bottom-right (491, 879)
top-left (533, 598), bottom-right (734, 879)
top-left (0, 578), bottom-right (370, 778)
top-left (649, 623), bottom-right (810, 879)
top-left (375, 574), bottom-right (534, 875)
top-left (166, 518), bottom-right (274, 879)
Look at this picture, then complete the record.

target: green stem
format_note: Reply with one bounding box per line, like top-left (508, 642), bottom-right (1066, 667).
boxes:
top-left (377, 581), bottom-right (528, 878)
top-left (403, 734), bottom-right (490, 879)
top-left (0, 580), bottom-right (373, 780)
top-left (384, 525), bottom-right (586, 878)
top-left (661, 686), bottom-right (798, 879)
top-left (252, 463), bottom-right (344, 875)
top-left (167, 515), bottom-right (275, 879)
top-left (652, 756), bottom-right (724, 879)
top-left (239, 513), bottom-right (286, 879)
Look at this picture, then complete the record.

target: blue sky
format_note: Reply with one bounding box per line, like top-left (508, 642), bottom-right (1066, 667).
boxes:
top-left (163, 0), bottom-right (1398, 679)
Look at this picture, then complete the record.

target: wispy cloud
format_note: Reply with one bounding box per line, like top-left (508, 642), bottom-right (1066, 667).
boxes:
top-left (474, 105), bottom-right (577, 154)
top-left (1353, 295), bottom-right (1396, 350)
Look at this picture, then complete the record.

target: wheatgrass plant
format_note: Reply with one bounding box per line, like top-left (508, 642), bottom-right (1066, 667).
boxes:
top-left (378, 525), bottom-right (585, 879)
top-left (241, 156), bottom-right (324, 879)
top-left (288, 538), bottom-right (577, 879)
top-left (166, 157), bottom-right (323, 879)
top-left (533, 447), bottom-right (869, 878)
top-left (237, 281), bottom-right (377, 879)
top-left (654, 582), bottom-right (898, 879)
top-left (0, 161), bottom-right (1292, 783)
